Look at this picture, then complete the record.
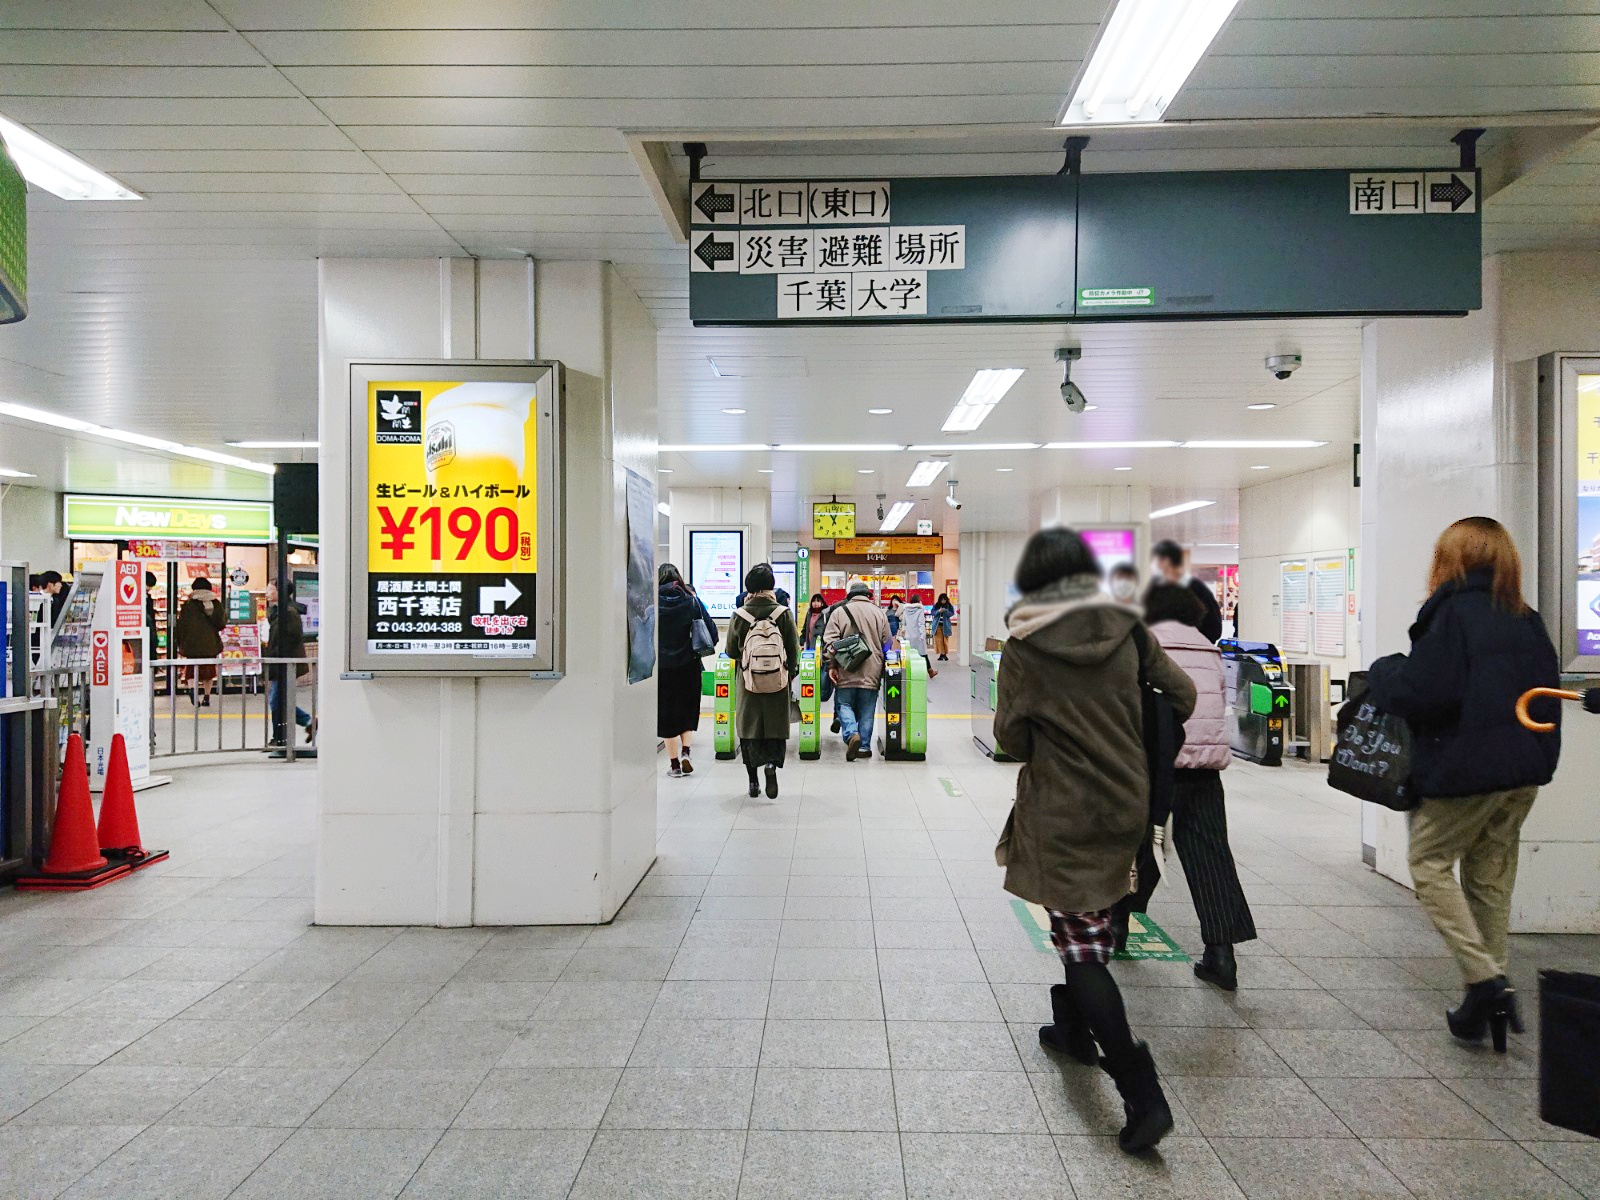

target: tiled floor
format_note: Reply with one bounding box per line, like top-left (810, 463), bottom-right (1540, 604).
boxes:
top-left (0, 668), bottom-right (1596, 1198)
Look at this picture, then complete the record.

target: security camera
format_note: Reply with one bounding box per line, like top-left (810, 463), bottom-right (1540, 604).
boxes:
top-left (1055, 346), bottom-right (1087, 412)
top-left (876, 493), bottom-right (886, 521)
top-left (945, 480), bottom-right (962, 511)
top-left (1266, 353), bottom-right (1302, 381)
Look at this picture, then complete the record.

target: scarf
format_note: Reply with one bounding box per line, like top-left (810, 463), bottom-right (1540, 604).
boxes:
top-left (1005, 573), bottom-right (1136, 640)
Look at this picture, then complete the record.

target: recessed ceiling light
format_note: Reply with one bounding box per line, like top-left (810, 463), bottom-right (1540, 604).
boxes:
top-left (721, 407), bottom-right (747, 415)
top-left (0, 400), bottom-right (273, 473)
top-left (907, 460), bottom-right (951, 488)
top-left (942, 368), bottom-right (1025, 433)
top-left (857, 468), bottom-right (875, 474)
top-left (757, 468), bottom-right (774, 474)
top-left (225, 440), bottom-right (318, 449)
top-left (1061, 0), bottom-right (1243, 126)
top-left (658, 468), bottom-right (673, 473)
top-left (1246, 403), bottom-right (1277, 411)
top-left (868, 407), bottom-right (893, 415)
top-left (1251, 464), bottom-right (1271, 470)
top-left (996, 467), bottom-right (1015, 473)
top-left (1150, 499), bottom-right (1217, 519)
top-left (1113, 465), bottom-right (1134, 472)
top-left (0, 114), bottom-right (142, 200)
top-left (0, 467), bottom-right (36, 478)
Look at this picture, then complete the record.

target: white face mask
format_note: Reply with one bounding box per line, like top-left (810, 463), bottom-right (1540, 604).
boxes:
top-left (1110, 577), bottom-right (1138, 602)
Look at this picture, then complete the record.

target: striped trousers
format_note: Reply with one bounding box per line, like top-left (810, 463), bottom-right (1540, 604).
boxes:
top-left (1173, 769), bottom-right (1257, 946)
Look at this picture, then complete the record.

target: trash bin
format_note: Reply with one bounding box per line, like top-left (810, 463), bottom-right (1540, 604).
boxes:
top-left (1539, 969), bottom-right (1600, 1138)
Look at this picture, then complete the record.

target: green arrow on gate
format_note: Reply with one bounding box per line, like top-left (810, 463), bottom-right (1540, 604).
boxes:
top-left (1274, 694), bottom-right (1289, 709)
top-left (887, 685), bottom-right (900, 699)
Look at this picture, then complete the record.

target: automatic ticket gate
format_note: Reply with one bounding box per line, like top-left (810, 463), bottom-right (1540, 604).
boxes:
top-left (876, 641), bottom-right (928, 761)
top-left (712, 654), bottom-right (736, 760)
top-left (971, 644), bottom-right (1016, 762)
top-left (1220, 639), bottom-right (1294, 766)
top-left (797, 650), bottom-right (821, 759)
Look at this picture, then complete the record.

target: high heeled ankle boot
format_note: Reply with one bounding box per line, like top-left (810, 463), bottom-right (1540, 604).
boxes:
top-left (1447, 975), bottom-right (1507, 1043)
top-left (1038, 984), bottom-right (1099, 1065)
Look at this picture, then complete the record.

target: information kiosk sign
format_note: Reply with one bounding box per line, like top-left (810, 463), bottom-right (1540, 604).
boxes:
top-left (347, 361), bottom-right (563, 676)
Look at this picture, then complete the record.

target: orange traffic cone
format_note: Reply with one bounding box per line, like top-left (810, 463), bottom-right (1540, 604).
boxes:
top-left (16, 734), bottom-right (132, 890)
top-left (95, 733), bottom-right (167, 871)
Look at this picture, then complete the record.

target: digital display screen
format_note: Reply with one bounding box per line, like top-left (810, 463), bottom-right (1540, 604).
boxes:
top-left (689, 529), bottom-right (744, 620)
top-left (1575, 373), bottom-right (1600, 655)
top-left (1083, 527), bottom-right (1137, 583)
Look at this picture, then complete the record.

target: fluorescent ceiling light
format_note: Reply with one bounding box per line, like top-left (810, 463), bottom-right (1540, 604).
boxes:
top-left (657, 468), bottom-right (673, 473)
top-left (868, 408), bottom-right (893, 415)
top-left (1246, 403), bottom-right (1277, 411)
top-left (907, 442), bottom-right (1039, 452)
top-left (1061, 0), bottom-right (1241, 126)
top-left (657, 443), bottom-right (770, 453)
top-left (225, 440), bottom-right (318, 449)
top-left (879, 501), bottom-right (914, 532)
top-left (774, 443), bottom-right (905, 453)
top-left (1043, 440), bottom-right (1181, 450)
top-left (1114, 465), bottom-right (1134, 472)
top-left (657, 502), bottom-right (670, 517)
top-left (1150, 499), bottom-right (1216, 519)
top-left (1197, 542), bottom-right (1240, 547)
top-left (0, 467), bottom-right (36, 478)
top-left (906, 460), bottom-right (951, 488)
top-left (721, 407), bottom-right (746, 415)
top-left (0, 400), bottom-right (274, 474)
top-left (1182, 440), bottom-right (1327, 449)
top-left (857, 468), bottom-right (875, 474)
top-left (757, 468), bottom-right (774, 474)
top-left (942, 368), bottom-right (1024, 433)
top-left (996, 467), bottom-right (1015, 473)
top-left (0, 114), bottom-right (142, 201)
top-left (1251, 464), bottom-right (1271, 470)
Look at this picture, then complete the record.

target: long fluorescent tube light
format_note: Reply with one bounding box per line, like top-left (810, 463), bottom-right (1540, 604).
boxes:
top-left (0, 401), bottom-right (274, 474)
top-left (1061, 0), bottom-right (1241, 126)
top-left (906, 460), bottom-right (951, 488)
top-left (1043, 441), bottom-right (1181, 450)
top-left (226, 440), bottom-right (319, 449)
top-left (0, 467), bottom-right (36, 478)
top-left (0, 114), bottom-right (142, 200)
top-left (774, 443), bottom-right (905, 453)
top-left (879, 501), bottom-right (915, 532)
top-left (1181, 440), bottom-right (1328, 449)
top-left (1150, 500), bottom-right (1217, 519)
top-left (907, 442), bottom-right (1039, 452)
top-left (657, 443), bottom-right (771, 453)
top-left (942, 368), bottom-right (1024, 433)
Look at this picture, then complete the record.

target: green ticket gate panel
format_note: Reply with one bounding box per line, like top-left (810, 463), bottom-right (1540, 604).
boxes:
top-left (713, 655), bottom-right (736, 760)
top-left (797, 650), bottom-right (821, 759)
top-left (971, 649), bottom-right (1014, 761)
top-left (877, 641), bottom-right (927, 761)
top-left (1220, 639), bottom-right (1292, 767)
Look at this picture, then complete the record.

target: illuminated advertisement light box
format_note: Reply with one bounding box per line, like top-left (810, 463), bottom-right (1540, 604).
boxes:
top-left (64, 495), bottom-right (275, 543)
top-left (689, 528), bottom-right (745, 620)
top-left (832, 536), bottom-right (943, 556)
top-left (346, 361), bottom-right (564, 676)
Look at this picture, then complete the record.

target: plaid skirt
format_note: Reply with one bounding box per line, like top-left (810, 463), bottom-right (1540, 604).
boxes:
top-left (1047, 909), bottom-right (1116, 966)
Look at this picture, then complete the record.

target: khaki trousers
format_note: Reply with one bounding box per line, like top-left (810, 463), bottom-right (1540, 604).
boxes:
top-left (1407, 787), bottom-right (1538, 985)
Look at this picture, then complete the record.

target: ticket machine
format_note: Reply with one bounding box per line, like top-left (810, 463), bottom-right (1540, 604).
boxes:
top-left (971, 640), bottom-right (1015, 762)
top-left (1219, 639), bottom-right (1293, 766)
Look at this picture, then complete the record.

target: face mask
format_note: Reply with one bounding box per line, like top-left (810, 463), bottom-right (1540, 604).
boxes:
top-left (1110, 578), bottom-right (1138, 602)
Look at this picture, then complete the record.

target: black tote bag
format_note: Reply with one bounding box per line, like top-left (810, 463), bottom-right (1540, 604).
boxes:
top-left (1540, 970), bottom-right (1600, 1137)
top-left (1131, 625), bottom-right (1185, 827)
top-left (1327, 695), bottom-right (1417, 812)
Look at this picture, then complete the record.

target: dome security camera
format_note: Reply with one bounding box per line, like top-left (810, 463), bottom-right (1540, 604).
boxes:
top-left (1266, 353), bottom-right (1302, 381)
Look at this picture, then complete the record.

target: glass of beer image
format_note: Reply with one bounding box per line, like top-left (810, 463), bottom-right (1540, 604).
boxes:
top-left (424, 381), bottom-right (537, 491)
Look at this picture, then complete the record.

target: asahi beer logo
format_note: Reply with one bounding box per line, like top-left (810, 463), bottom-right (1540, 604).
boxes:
top-left (375, 389), bottom-right (422, 444)
top-left (425, 421), bottom-right (456, 471)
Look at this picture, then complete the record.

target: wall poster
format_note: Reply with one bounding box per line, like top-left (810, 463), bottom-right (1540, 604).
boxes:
top-left (623, 467), bottom-right (656, 685)
top-left (1279, 560), bottom-right (1310, 654)
top-left (346, 361), bottom-right (563, 675)
top-left (1312, 557), bottom-right (1347, 658)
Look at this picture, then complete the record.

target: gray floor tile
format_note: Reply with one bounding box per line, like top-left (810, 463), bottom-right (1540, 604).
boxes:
top-left (230, 1127), bottom-right (444, 1200)
top-left (900, 1132), bottom-right (1069, 1199)
top-left (1119, 986), bottom-right (1251, 1029)
top-left (59, 1124), bottom-right (291, 1200)
top-left (399, 1128), bottom-right (591, 1198)
top-left (1208, 1136), bottom-right (1411, 1199)
top-left (1308, 1077), bottom-right (1507, 1139)
top-left (560, 945), bottom-right (678, 981)
top-left (697, 896), bottom-right (787, 920)
top-left (1524, 1142), bottom-right (1600, 1198)
top-left (1054, 1134), bottom-right (1244, 1199)
top-left (453, 1067), bottom-right (621, 1129)
top-left (237, 1016), bottom-right (406, 1069)
top-left (1328, 986), bottom-right (1453, 1030)
top-left (298, 980), bottom-right (441, 1023)
top-left (1286, 957), bottom-right (1437, 991)
top-left (0, 1124), bottom-right (144, 1200)
top-left (0, 1063), bottom-right (83, 1122)
top-left (602, 1066), bottom-right (756, 1129)
top-left (1165, 1076), bottom-right (1350, 1138)
top-left (1366, 1137), bottom-right (1582, 1198)
top-left (1143, 1026), bottom-right (1293, 1077)
top-left (500, 1018), bottom-right (643, 1068)
top-left (163, 1066), bottom-right (352, 1126)
top-left (669, 947), bottom-right (779, 981)
top-left (455, 947), bottom-right (576, 981)
top-left (532, 981), bottom-right (662, 1021)
top-left (1256, 1028), bottom-right (1428, 1077)
top-left (1382, 1029), bottom-right (1539, 1078)
top-left (177, 980), bottom-right (330, 1023)
top-left (772, 946), bottom-right (879, 980)
top-left (1441, 1075), bottom-right (1586, 1141)
top-left (682, 919), bottom-right (783, 949)
top-left (741, 1130), bottom-right (905, 1199)
top-left (1225, 988), bottom-right (1369, 1030)
top-left (895, 1068), bottom-right (1047, 1133)
top-left (879, 947), bottom-right (987, 983)
top-left (882, 981), bottom-right (1002, 1022)
top-left (889, 1020), bottom-right (1023, 1071)
top-left (11, 1063), bottom-right (216, 1125)
top-left (0, 1015), bottom-right (164, 1065)
top-left (1032, 1061), bottom-right (1195, 1138)
top-left (131, 946), bottom-right (273, 982)
top-left (0, 976), bottom-right (111, 1018)
top-left (365, 1017), bottom-right (520, 1071)
top-left (571, 1129), bottom-right (745, 1199)
top-left (308, 1066), bottom-right (484, 1128)
top-left (108, 1018), bottom-right (280, 1067)
top-left (413, 980), bottom-right (549, 1022)
top-left (761, 1019), bottom-right (889, 1068)
top-left (780, 919), bottom-right (876, 948)
top-left (629, 1018), bottom-right (765, 1068)
top-left (652, 980), bottom-right (772, 1020)
top-left (751, 1067), bottom-right (897, 1131)
top-left (767, 979), bottom-right (882, 1020)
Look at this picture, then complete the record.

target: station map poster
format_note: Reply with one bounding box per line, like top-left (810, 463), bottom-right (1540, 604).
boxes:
top-left (690, 529), bottom-right (744, 620)
top-left (1312, 557), bottom-right (1347, 658)
top-left (347, 361), bottom-right (563, 676)
top-left (1280, 560), bottom-right (1310, 655)
top-left (623, 467), bottom-right (656, 685)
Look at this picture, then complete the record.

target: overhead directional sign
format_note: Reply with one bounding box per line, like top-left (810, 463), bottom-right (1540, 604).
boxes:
top-left (690, 169), bottom-right (1481, 326)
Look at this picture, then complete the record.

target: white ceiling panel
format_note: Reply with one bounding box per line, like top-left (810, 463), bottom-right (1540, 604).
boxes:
top-left (0, 2), bottom-right (228, 32)
top-left (0, 66), bottom-right (298, 98)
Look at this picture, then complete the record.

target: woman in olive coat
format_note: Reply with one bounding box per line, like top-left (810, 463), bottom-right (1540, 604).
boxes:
top-left (724, 563), bottom-right (799, 799)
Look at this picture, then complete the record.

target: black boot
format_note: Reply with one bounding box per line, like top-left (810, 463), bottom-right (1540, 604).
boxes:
top-left (746, 767), bottom-right (760, 799)
top-left (764, 765), bottom-right (779, 799)
top-left (1193, 944), bottom-right (1237, 992)
top-left (1102, 1041), bottom-right (1173, 1153)
top-left (1110, 911), bottom-right (1130, 956)
top-left (1447, 975), bottom-right (1512, 1045)
top-left (1038, 983), bottom-right (1099, 1065)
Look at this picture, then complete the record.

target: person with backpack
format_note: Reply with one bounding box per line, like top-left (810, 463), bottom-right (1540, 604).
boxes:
top-left (1143, 582), bottom-right (1257, 990)
top-left (993, 527), bottom-right (1194, 1154)
top-left (658, 563), bottom-right (718, 779)
top-left (724, 563), bottom-right (799, 798)
top-left (1366, 517), bottom-right (1560, 1052)
top-left (823, 581), bottom-right (892, 761)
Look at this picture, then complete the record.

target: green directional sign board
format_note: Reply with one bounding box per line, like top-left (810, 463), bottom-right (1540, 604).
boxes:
top-left (0, 133), bottom-right (26, 324)
top-left (689, 169), bottom-right (1480, 326)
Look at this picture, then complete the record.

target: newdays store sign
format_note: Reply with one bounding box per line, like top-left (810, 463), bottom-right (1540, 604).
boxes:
top-left (63, 494), bottom-right (274, 544)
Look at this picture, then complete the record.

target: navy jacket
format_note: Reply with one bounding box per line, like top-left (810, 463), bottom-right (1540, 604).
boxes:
top-left (1188, 577), bottom-right (1224, 644)
top-left (1366, 570), bottom-right (1560, 799)
top-left (658, 582), bottom-right (715, 670)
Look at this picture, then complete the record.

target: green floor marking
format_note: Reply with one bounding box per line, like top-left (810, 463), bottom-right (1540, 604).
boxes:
top-left (1009, 898), bottom-right (1190, 962)
top-left (938, 777), bottom-right (963, 797)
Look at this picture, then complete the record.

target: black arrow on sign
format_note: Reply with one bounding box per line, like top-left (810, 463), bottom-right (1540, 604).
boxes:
top-left (1430, 173), bottom-right (1474, 212)
top-left (694, 233), bottom-right (734, 269)
top-left (695, 184), bottom-right (735, 222)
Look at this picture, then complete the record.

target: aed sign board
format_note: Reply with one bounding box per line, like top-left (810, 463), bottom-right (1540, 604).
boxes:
top-left (346, 361), bottom-right (564, 676)
top-left (63, 495), bottom-right (274, 543)
top-left (690, 169), bottom-right (1480, 326)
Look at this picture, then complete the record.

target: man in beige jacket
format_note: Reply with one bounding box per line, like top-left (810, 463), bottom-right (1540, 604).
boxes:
top-left (822, 582), bottom-right (891, 761)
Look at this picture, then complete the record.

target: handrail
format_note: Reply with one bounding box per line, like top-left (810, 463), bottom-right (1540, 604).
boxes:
top-left (1515, 687), bottom-right (1582, 733)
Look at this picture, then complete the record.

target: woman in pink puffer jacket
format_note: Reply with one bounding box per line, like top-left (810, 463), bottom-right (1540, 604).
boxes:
top-left (1145, 583), bottom-right (1258, 991)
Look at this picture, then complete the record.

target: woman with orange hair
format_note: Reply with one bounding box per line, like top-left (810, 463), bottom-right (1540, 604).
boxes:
top-left (1367, 517), bottom-right (1561, 1052)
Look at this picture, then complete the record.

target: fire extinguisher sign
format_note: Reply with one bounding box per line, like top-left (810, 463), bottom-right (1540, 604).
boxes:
top-left (92, 631), bottom-right (110, 687)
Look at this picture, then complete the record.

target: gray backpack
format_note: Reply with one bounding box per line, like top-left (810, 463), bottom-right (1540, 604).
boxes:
top-left (735, 607), bottom-right (789, 694)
